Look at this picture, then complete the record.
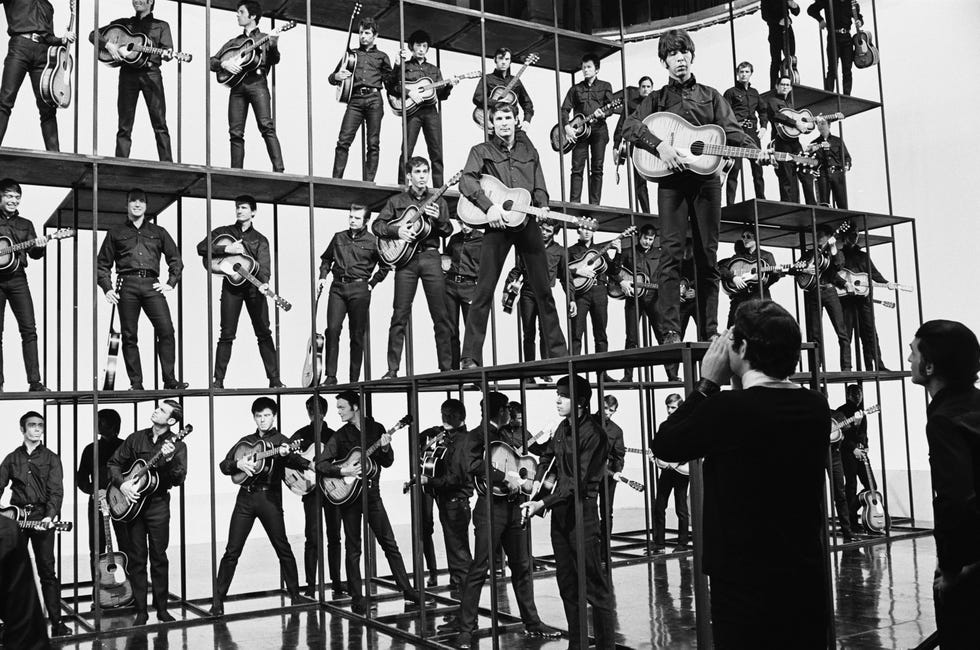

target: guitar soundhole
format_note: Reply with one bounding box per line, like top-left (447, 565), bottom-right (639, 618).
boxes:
top-left (502, 200), bottom-right (514, 210)
top-left (689, 140), bottom-right (705, 156)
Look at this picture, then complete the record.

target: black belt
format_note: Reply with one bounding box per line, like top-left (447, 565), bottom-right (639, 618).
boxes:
top-left (244, 484), bottom-right (273, 493)
top-left (353, 86), bottom-right (378, 95)
top-left (825, 166), bottom-right (845, 173)
top-left (18, 33), bottom-right (44, 43)
top-left (120, 269), bottom-right (159, 278)
top-left (439, 494), bottom-right (470, 503)
top-left (449, 274), bottom-right (477, 284)
top-left (836, 28), bottom-right (850, 34)
top-left (334, 276), bottom-right (366, 284)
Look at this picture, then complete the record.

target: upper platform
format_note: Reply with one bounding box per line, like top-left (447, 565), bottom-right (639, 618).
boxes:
top-left (759, 84), bottom-right (881, 119)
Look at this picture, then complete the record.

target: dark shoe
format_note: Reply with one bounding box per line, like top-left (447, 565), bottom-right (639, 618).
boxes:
top-left (303, 587), bottom-right (316, 599)
top-left (51, 622), bottom-right (71, 637)
top-left (426, 574), bottom-right (439, 588)
top-left (662, 330), bottom-right (682, 345)
top-left (130, 384), bottom-right (145, 391)
top-left (403, 589), bottom-right (436, 609)
top-left (208, 601), bottom-right (224, 617)
top-left (289, 590), bottom-right (307, 603)
top-left (460, 358), bottom-right (479, 370)
top-left (351, 598), bottom-right (367, 615)
top-left (270, 379), bottom-right (285, 388)
top-left (322, 376), bottom-right (338, 386)
top-left (876, 364), bottom-right (890, 372)
top-left (525, 622), bottom-right (562, 638)
top-left (134, 610), bottom-right (149, 625)
top-left (331, 581), bottom-right (346, 593)
top-left (28, 382), bottom-right (49, 392)
top-left (666, 365), bottom-right (681, 382)
top-left (213, 378), bottom-right (224, 389)
top-left (437, 619), bottom-right (459, 634)
top-left (539, 375), bottom-right (553, 383)
top-left (156, 609), bottom-right (175, 623)
top-left (381, 370), bottom-right (398, 379)
top-left (674, 540), bottom-right (690, 550)
top-left (451, 632), bottom-right (472, 649)
top-left (620, 371), bottom-right (633, 383)
top-left (649, 545), bottom-right (666, 555)
top-left (163, 381), bottom-right (188, 390)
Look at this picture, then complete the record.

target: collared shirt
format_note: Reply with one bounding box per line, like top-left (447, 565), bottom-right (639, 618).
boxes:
top-left (761, 0), bottom-right (800, 25)
top-left (719, 246), bottom-right (780, 294)
top-left (0, 444), bottom-right (63, 518)
top-left (209, 28), bottom-right (280, 78)
top-left (536, 413), bottom-right (608, 508)
top-left (426, 424), bottom-right (474, 499)
top-left (387, 57), bottom-right (451, 105)
top-left (800, 245), bottom-right (845, 289)
top-left (834, 401), bottom-right (868, 447)
top-left (723, 81), bottom-right (768, 130)
top-left (108, 427), bottom-right (188, 492)
top-left (472, 68), bottom-right (534, 122)
top-left (445, 229), bottom-right (483, 279)
top-left (560, 78), bottom-right (614, 126)
top-left (315, 417), bottom-right (393, 480)
top-left (764, 91), bottom-right (805, 153)
top-left (842, 244), bottom-right (887, 285)
top-left (613, 86), bottom-right (645, 145)
top-left (811, 133), bottom-right (851, 170)
top-left (218, 428), bottom-right (310, 492)
top-left (807, 0), bottom-right (861, 31)
top-left (197, 222), bottom-right (272, 284)
top-left (290, 420), bottom-right (337, 451)
top-left (97, 218), bottom-right (183, 292)
top-left (373, 189), bottom-right (453, 252)
top-left (460, 134), bottom-right (549, 214)
top-left (506, 238), bottom-right (568, 294)
top-left (568, 240), bottom-right (619, 287)
top-left (618, 242), bottom-right (661, 284)
top-left (318, 227), bottom-right (388, 286)
top-left (0, 210), bottom-right (43, 271)
top-left (76, 435), bottom-right (126, 495)
top-left (98, 12), bottom-right (173, 69)
top-left (329, 43), bottom-right (391, 90)
top-left (1, 0), bottom-right (60, 44)
top-left (604, 418), bottom-right (625, 473)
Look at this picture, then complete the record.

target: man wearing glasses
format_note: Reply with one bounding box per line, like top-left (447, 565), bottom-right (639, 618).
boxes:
top-left (719, 228), bottom-right (782, 327)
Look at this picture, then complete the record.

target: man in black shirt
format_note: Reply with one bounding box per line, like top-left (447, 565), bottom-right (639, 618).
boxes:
top-left (210, 0), bottom-right (284, 172)
top-left (612, 76), bottom-right (653, 213)
top-left (761, 0), bottom-right (800, 89)
top-left (840, 228), bottom-right (894, 371)
top-left (651, 393), bottom-right (689, 552)
top-left (909, 320), bottom-right (980, 648)
top-left (459, 103), bottom-right (569, 368)
top-left (0, 514), bottom-right (49, 647)
top-left (598, 395), bottom-right (625, 547)
top-left (330, 17), bottom-right (392, 181)
top-left (108, 400), bottom-right (187, 624)
top-left (373, 156), bottom-right (454, 377)
top-left (801, 225), bottom-right (850, 371)
top-left (388, 30), bottom-right (458, 187)
top-left (97, 188), bottom-right (185, 390)
top-left (0, 411), bottom-right (68, 636)
top-left (472, 47), bottom-right (534, 131)
top-left (90, 0), bottom-right (174, 161)
top-left (444, 221), bottom-right (482, 370)
top-left (0, 0), bottom-right (76, 151)
top-left (836, 384), bottom-right (871, 533)
top-left (76, 409), bottom-right (128, 572)
top-left (198, 195), bottom-right (282, 389)
top-left (210, 397), bottom-right (310, 616)
top-left (765, 76), bottom-right (817, 204)
top-left (617, 224), bottom-right (662, 382)
top-left (654, 300), bottom-right (831, 646)
top-left (0, 178), bottom-right (48, 391)
top-left (568, 223), bottom-right (615, 360)
top-left (722, 62), bottom-right (767, 205)
top-left (318, 203), bottom-right (388, 385)
top-left (719, 227), bottom-right (782, 327)
top-left (808, 0), bottom-right (862, 96)
top-left (811, 118), bottom-right (851, 208)
top-left (561, 53), bottom-right (614, 205)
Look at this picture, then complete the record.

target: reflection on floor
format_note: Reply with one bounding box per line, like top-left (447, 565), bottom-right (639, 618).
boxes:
top-left (49, 534), bottom-right (939, 649)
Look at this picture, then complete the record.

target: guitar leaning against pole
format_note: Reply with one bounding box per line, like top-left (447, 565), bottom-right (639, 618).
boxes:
top-left (319, 415), bottom-right (412, 506)
top-left (39, 0), bottom-right (76, 109)
top-left (95, 491), bottom-right (133, 608)
top-left (106, 425), bottom-right (194, 522)
top-left (204, 234), bottom-right (292, 311)
top-left (377, 171), bottom-right (462, 268)
top-left (456, 175), bottom-right (598, 231)
top-left (857, 452), bottom-right (887, 534)
top-left (102, 277), bottom-right (123, 391)
top-left (301, 284), bottom-right (326, 388)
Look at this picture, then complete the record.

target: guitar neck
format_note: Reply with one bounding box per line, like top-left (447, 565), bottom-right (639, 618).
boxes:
top-left (234, 265), bottom-right (266, 291)
top-left (0, 236), bottom-right (45, 256)
top-left (502, 61), bottom-right (532, 93)
top-left (100, 501), bottom-right (115, 553)
top-left (361, 420), bottom-right (406, 459)
top-left (133, 44), bottom-right (170, 56)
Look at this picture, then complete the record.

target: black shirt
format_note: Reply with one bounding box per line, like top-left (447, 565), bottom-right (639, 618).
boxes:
top-left (800, 245), bottom-right (845, 289)
top-left (618, 241), bottom-right (661, 283)
top-left (218, 428), bottom-right (310, 492)
top-left (835, 400), bottom-right (868, 447)
top-left (560, 78), bottom-right (614, 126)
top-left (97, 218), bottom-right (183, 292)
top-left (613, 86), bottom-right (644, 146)
top-left (472, 68), bottom-right (534, 122)
top-left (373, 188), bottom-right (453, 252)
top-left (807, 0), bottom-right (861, 31)
top-left (568, 241), bottom-right (618, 287)
top-left (723, 81), bottom-right (768, 131)
top-left (210, 28), bottom-right (280, 80)
top-left (197, 222), bottom-right (272, 284)
top-left (329, 43), bottom-right (391, 90)
top-left (811, 133), bottom-right (851, 170)
top-left (108, 427), bottom-right (188, 492)
top-left (1, 0), bottom-right (60, 43)
top-left (0, 211), bottom-right (44, 271)
top-left (842, 244), bottom-right (887, 284)
top-left (445, 229), bottom-right (483, 279)
top-left (92, 12), bottom-right (173, 69)
top-left (719, 247), bottom-right (780, 295)
top-left (461, 134), bottom-right (549, 214)
top-left (463, 420), bottom-right (510, 492)
top-left (426, 424), bottom-right (474, 499)
top-left (761, 0), bottom-right (800, 25)
top-left (387, 57), bottom-right (452, 104)
top-left (506, 238), bottom-right (568, 295)
top-left (0, 444), bottom-right (63, 518)
top-left (604, 418), bottom-right (625, 474)
top-left (319, 228), bottom-right (388, 286)
top-left (316, 417), bottom-right (393, 480)
top-left (764, 91), bottom-right (805, 153)
top-left (536, 413), bottom-right (608, 508)
top-left (76, 435), bottom-right (125, 495)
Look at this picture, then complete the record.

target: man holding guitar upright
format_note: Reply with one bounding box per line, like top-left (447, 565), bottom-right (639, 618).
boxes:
top-left (808, 0), bottom-right (862, 96)
top-left (97, 188), bottom-right (185, 390)
top-left (0, 411), bottom-right (69, 636)
top-left (209, 0), bottom-right (284, 172)
top-left (561, 53), bottom-right (614, 205)
top-left (0, 0), bottom-right (76, 150)
top-left (800, 225), bottom-right (851, 371)
top-left (567, 222), bottom-right (616, 368)
top-left (811, 118), bottom-right (850, 208)
top-left (765, 75), bottom-right (817, 205)
top-left (612, 76), bottom-right (653, 213)
top-left (0, 179), bottom-right (49, 391)
top-left (197, 194), bottom-right (283, 389)
top-left (76, 409), bottom-right (128, 578)
top-left (373, 156), bottom-right (454, 378)
top-left (89, 0), bottom-right (175, 161)
top-left (210, 397), bottom-right (311, 616)
top-left (836, 384), bottom-right (874, 534)
top-left (107, 400), bottom-right (186, 624)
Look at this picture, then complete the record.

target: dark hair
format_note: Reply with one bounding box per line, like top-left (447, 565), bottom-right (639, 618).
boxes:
top-left (490, 101), bottom-right (516, 118)
top-left (638, 75), bottom-right (653, 85)
top-left (407, 30), bottom-right (430, 47)
top-left (482, 391), bottom-right (510, 419)
top-left (538, 219), bottom-right (555, 232)
top-left (442, 398), bottom-right (466, 422)
top-left (731, 300), bottom-right (802, 379)
top-left (845, 383), bottom-right (863, 400)
top-left (405, 156), bottom-right (430, 174)
top-left (777, 74), bottom-right (793, 85)
top-left (658, 29), bottom-right (695, 61)
top-left (162, 399), bottom-right (183, 424)
top-left (19, 411), bottom-right (43, 430)
top-left (358, 17), bottom-right (378, 34)
top-left (493, 47), bottom-right (511, 59)
top-left (126, 188), bottom-right (147, 203)
top-left (737, 61), bottom-right (753, 73)
top-left (665, 393), bottom-right (683, 406)
top-left (915, 320), bottom-right (980, 389)
top-left (603, 395), bottom-right (619, 409)
top-left (98, 409), bottom-right (122, 437)
top-left (252, 396), bottom-right (278, 415)
top-left (581, 52), bottom-right (600, 69)
top-left (0, 178), bottom-right (22, 195)
top-left (639, 224), bottom-right (657, 237)
top-left (305, 395), bottom-right (328, 414)
top-left (237, 0), bottom-right (262, 22)
top-left (557, 374), bottom-right (592, 407)
top-left (336, 390), bottom-right (360, 409)
top-left (349, 203), bottom-right (371, 220)
top-left (506, 401), bottom-right (522, 419)
top-left (235, 194), bottom-right (257, 211)
top-left (816, 225), bottom-right (833, 238)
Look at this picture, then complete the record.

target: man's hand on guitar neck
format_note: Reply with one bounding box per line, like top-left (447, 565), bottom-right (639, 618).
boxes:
top-left (61, 31), bottom-right (76, 46)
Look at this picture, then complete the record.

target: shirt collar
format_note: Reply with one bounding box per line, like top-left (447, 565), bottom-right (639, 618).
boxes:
top-left (736, 80), bottom-right (751, 90)
top-left (741, 369), bottom-right (796, 389)
top-left (1, 210), bottom-right (17, 220)
top-left (134, 11), bottom-right (154, 21)
top-left (245, 28), bottom-right (260, 37)
top-left (669, 75), bottom-right (697, 89)
top-left (408, 187), bottom-right (428, 200)
top-left (257, 427), bottom-right (278, 438)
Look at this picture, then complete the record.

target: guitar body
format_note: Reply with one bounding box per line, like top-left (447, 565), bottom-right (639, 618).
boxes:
top-left (631, 113), bottom-right (729, 180)
top-left (387, 77), bottom-right (437, 116)
top-left (284, 444), bottom-right (317, 496)
top-left (654, 458), bottom-right (690, 476)
top-left (204, 235), bottom-right (259, 286)
top-left (472, 85), bottom-right (518, 130)
top-left (679, 277), bottom-right (695, 303)
top-left (858, 457), bottom-right (887, 534)
top-left (780, 54), bottom-right (800, 85)
top-left (474, 441), bottom-right (539, 497)
top-left (502, 277), bottom-right (523, 313)
top-left (776, 109), bottom-right (845, 140)
top-left (335, 50), bottom-right (357, 103)
top-left (836, 269), bottom-right (871, 297)
top-left (215, 39), bottom-right (263, 87)
top-left (0, 235), bottom-right (21, 272)
top-left (607, 268), bottom-right (653, 300)
top-left (569, 250), bottom-right (608, 296)
top-left (456, 175), bottom-right (535, 231)
top-left (103, 323), bottom-right (121, 391)
top-left (230, 439), bottom-right (272, 485)
top-left (549, 115), bottom-right (592, 154)
top-left (319, 447), bottom-right (373, 506)
top-left (420, 445), bottom-right (447, 478)
top-left (852, 30), bottom-right (879, 69)
top-left (97, 24), bottom-right (153, 68)
top-left (97, 550), bottom-right (133, 607)
top-left (377, 205), bottom-right (433, 268)
top-left (107, 460), bottom-right (159, 522)
top-left (40, 45), bottom-right (73, 109)
top-left (721, 256), bottom-right (771, 295)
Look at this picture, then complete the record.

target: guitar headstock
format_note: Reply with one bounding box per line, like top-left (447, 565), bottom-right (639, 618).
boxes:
top-left (278, 21), bottom-right (298, 34)
top-left (619, 225), bottom-right (637, 239)
top-left (576, 216), bottom-right (599, 230)
top-left (395, 414), bottom-right (414, 430)
top-left (49, 228), bottom-right (75, 241)
top-left (523, 53), bottom-right (540, 66)
top-left (833, 221), bottom-right (852, 238)
top-left (605, 98), bottom-right (623, 114)
top-left (459, 71), bottom-right (482, 81)
top-left (865, 404), bottom-right (881, 416)
top-left (796, 155), bottom-right (819, 169)
top-left (173, 52), bottom-right (193, 64)
top-left (274, 294), bottom-right (293, 311)
top-left (352, 1), bottom-right (363, 16)
top-left (172, 424), bottom-right (194, 442)
top-left (445, 170), bottom-right (463, 187)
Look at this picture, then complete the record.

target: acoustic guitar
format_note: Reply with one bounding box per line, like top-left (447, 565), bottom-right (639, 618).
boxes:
top-left (402, 428), bottom-right (450, 494)
top-left (852, 1), bottom-right (879, 69)
top-left (607, 266), bottom-right (658, 300)
top-left (613, 140), bottom-right (629, 183)
top-left (204, 234), bottom-right (292, 310)
top-left (377, 171), bottom-right (462, 268)
top-left (39, 0), bottom-right (74, 109)
top-left (457, 175), bottom-right (598, 232)
top-left (829, 404), bottom-right (879, 444)
top-left (775, 108), bottom-right (845, 140)
top-left (857, 454), bottom-right (887, 534)
top-left (794, 221), bottom-right (852, 291)
top-left (501, 275), bottom-right (523, 314)
top-left (834, 269), bottom-right (913, 298)
top-left (626, 446), bottom-right (690, 476)
top-left (94, 24), bottom-right (193, 68)
top-left (549, 98), bottom-right (622, 154)
top-left (472, 53), bottom-right (539, 131)
top-left (720, 256), bottom-right (805, 296)
top-left (388, 71), bottom-right (481, 116)
top-left (333, 2), bottom-right (362, 103)
top-left (214, 21), bottom-right (297, 88)
top-left (320, 415), bottom-right (413, 506)
top-left (0, 228), bottom-right (74, 272)
top-left (284, 442), bottom-right (318, 497)
top-left (230, 439), bottom-right (302, 485)
top-left (0, 505), bottom-right (73, 532)
top-left (631, 112), bottom-right (817, 180)
top-left (474, 440), bottom-right (541, 497)
top-left (568, 226), bottom-right (636, 296)
top-left (102, 277), bottom-right (122, 391)
top-left (301, 284), bottom-right (326, 388)
top-left (96, 491), bottom-right (133, 608)
top-left (107, 425), bottom-right (193, 522)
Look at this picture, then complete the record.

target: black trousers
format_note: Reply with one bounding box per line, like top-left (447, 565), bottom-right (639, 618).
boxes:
top-left (457, 495), bottom-right (542, 634)
top-left (396, 105), bottom-right (444, 186)
top-left (301, 490), bottom-right (342, 588)
top-left (118, 275), bottom-right (177, 387)
top-left (825, 32), bottom-right (855, 96)
top-left (419, 491), bottom-right (437, 575)
top-left (936, 567), bottom-right (980, 650)
top-left (625, 293), bottom-right (662, 349)
top-left (598, 477), bottom-right (617, 544)
top-left (339, 486), bottom-right (412, 603)
top-left (463, 222), bottom-right (568, 363)
top-left (776, 162), bottom-right (818, 205)
top-left (569, 125), bottom-right (609, 204)
top-left (0, 37), bottom-right (58, 151)
top-left (657, 174), bottom-right (721, 339)
top-left (22, 526), bottom-right (61, 624)
top-left (0, 519), bottom-right (48, 648)
top-left (841, 295), bottom-right (883, 371)
top-left (725, 131), bottom-right (765, 204)
top-left (213, 282), bottom-right (279, 382)
top-left (571, 282), bottom-right (608, 355)
top-left (517, 290), bottom-right (560, 363)
top-left (228, 75), bottom-right (284, 172)
top-left (124, 494), bottom-right (172, 612)
top-left (826, 445), bottom-right (852, 534)
top-left (387, 249), bottom-right (453, 373)
top-left (0, 270), bottom-right (42, 386)
top-left (817, 168), bottom-right (848, 209)
top-left (767, 23), bottom-right (797, 90)
top-left (86, 497), bottom-right (130, 563)
top-left (840, 442), bottom-right (872, 530)
top-left (632, 165), bottom-right (651, 214)
top-left (436, 495), bottom-right (472, 596)
top-left (216, 488), bottom-right (300, 599)
top-left (445, 279), bottom-right (476, 370)
top-left (653, 469), bottom-right (690, 546)
top-left (804, 286), bottom-right (850, 371)
top-left (551, 498), bottom-right (615, 650)
top-left (116, 67), bottom-right (172, 161)
top-left (332, 91), bottom-right (383, 181)
top-left (324, 279), bottom-right (371, 382)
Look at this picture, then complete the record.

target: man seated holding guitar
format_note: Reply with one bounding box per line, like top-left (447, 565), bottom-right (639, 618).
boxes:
top-left (0, 178), bottom-right (50, 391)
top-left (89, 0), bottom-right (176, 161)
top-left (197, 194), bottom-right (284, 389)
top-left (107, 400), bottom-right (186, 625)
top-left (560, 53), bottom-right (614, 205)
top-left (0, 0), bottom-right (76, 151)
top-left (210, 397), bottom-right (310, 616)
top-left (373, 156), bottom-right (454, 378)
top-left (209, 0), bottom-right (284, 172)
top-left (0, 411), bottom-right (69, 636)
top-left (719, 227), bottom-right (782, 327)
top-left (651, 394), bottom-right (690, 552)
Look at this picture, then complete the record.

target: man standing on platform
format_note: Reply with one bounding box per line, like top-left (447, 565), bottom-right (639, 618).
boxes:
top-left (761, 0), bottom-right (800, 89)
top-left (317, 203), bottom-right (388, 385)
top-left (472, 47), bottom-right (534, 130)
top-left (613, 76), bottom-right (653, 213)
top-left (723, 62), bottom-right (767, 205)
top-left (618, 224), bottom-right (663, 382)
top-left (835, 384), bottom-right (871, 533)
top-left (811, 118), bottom-right (851, 209)
top-left (444, 221), bottom-right (482, 370)
top-left (97, 188), bottom-right (186, 391)
top-left (719, 227), bottom-right (782, 327)
top-left (765, 75), bottom-right (817, 205)
top-left (651, 393), bottom-right (689, 552)
top-left (568, 222), bottom-right (615, 363)
top-left (800, 225), bottom-right (850, 371)
top-left (840, 228), bottom-right (894, 371)
top-left (808, 0), bottom-right (862, 96)
top-left (198, 194), bottom-right (283, 389)
top-left (561, 53), bottom-right (614, 205)
top-left (599, 395), bottom-right (625, 545)
top-left (76, 409), bottom-right (127, 579)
